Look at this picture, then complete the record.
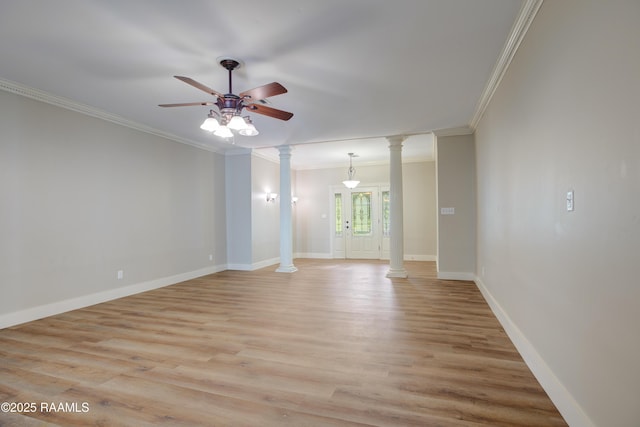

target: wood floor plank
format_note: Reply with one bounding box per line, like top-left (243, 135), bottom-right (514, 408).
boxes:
top-left (0, 260), bottom-right (567, 426)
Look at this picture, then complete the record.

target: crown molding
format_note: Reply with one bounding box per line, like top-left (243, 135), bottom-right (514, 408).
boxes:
top-left (250, 148), bottom-right (279, 164)
top-left (225, 147), bottom-right (253, 157)
top-left (432, 126), bottom-right (474, 137)
top-left (293, 156), bottom-right (434, 171)
top-left (469, 0), bottom-right (544, 131)
top-left (0, 77), bottom-right (224, 154)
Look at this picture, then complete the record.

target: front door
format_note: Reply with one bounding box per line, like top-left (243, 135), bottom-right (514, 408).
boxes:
top-left (332, 186), bottom-right (381, 259)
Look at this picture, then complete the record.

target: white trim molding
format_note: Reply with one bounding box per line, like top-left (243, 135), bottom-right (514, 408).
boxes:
top-left (0, 264), bottom-right (226, 329)
top-left (469, 0), bottom-right (544, 130)
top-left (0, 77), bottom-right (223, 154)
top-left (226, 264), bottom-right (253, 271)
top-left (225, 147), bottom-right (253, 157)
top-left (405, 255), bottom-right (437, 262)
top-left (294, 254), bottom-right (436, 261)
top-left (432, 126), bottom-right (474, 137)
top-left (437, 271), bottom-right (476, 281)
top-left (227, 258), bottom-right (280, 272)
top-left (475, 276), bottom-right (596, 427)
top-left (295, 253), bottom-right (333, 259)
top-left (253, 258), bottom-right (281, 271)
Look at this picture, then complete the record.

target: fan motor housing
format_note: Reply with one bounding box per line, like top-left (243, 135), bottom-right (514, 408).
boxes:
top-left (219, 94), bottom-right (243, 113)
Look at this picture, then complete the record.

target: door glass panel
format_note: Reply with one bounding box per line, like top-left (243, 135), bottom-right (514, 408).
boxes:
top-left (352, 192), bottom-right (372, 235)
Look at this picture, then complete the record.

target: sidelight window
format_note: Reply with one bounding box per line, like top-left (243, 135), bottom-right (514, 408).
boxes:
top-left (334, 193), bottom-right (343, 236)
top-left (382, 191), bottom-right (390, 237)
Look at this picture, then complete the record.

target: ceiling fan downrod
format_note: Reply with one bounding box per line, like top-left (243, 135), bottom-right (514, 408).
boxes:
top-left (219, 58), bottom-right (240, 94)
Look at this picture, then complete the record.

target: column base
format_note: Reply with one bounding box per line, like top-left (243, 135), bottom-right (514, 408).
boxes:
top-left (276, 264), bottom-right (298, 273)
top-left (386, 268), bottom-right (408, 278)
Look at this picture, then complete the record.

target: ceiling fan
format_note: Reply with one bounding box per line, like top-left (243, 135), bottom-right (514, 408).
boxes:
top-left (159, 58), bottom-right (293, 138)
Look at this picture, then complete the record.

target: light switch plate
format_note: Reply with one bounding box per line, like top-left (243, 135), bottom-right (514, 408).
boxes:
top-left (566, 190), bottom-right (574, 211)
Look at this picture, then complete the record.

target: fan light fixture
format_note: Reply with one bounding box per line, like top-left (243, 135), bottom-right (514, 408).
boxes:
top-left (238, 117), bottom-right (259, 136)
top-left (227, 114), bottom-right (249, 130)
top-left (160, 58), bottom-right (293, 141)
top-left (200, 110), bottom-right (257, 138)
top-left (214, 124), bottom-right (234, 138)
top-left (342, 153), bottom-right (360, 189)
top-left (199, 114), bottom-right (220, 132)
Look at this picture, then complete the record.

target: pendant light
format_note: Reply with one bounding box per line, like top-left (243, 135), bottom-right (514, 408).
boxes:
top-left (342, 153), bottom-right (360, 189)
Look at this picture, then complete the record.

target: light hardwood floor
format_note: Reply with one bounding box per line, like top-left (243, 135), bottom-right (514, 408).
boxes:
top-left (0, 260), bottom-right (567, 426)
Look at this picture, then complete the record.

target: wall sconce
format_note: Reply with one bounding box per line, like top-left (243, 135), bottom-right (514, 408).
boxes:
top-left (266, 192), bottom-right (278, 203)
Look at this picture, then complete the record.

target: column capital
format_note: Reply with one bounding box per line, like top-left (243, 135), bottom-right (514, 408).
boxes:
top-left (387, 135), bottom-right (407, 147)
top-left (277, 144), bottom-right (293, 157)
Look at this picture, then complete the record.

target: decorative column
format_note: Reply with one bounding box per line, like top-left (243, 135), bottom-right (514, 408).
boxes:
top-left (276, 145), bottom-right (298, 273)
top-left (386, 135), bottom-right (408, 278)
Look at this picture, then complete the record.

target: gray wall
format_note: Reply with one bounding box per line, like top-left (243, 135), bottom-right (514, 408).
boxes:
top-left (1, 90), bottom-right (227, 325)
top-left (225, 152), bottom-right (284, 270)
top-left (404, 161), bottom-right (437, 259)
top-left (225, 152), bottom-right (252, 268)
top-left (251, 155), bottom-right (280, 266)
top-left (435, 134), bottom-right (476, 278)
top-left (475, 1), bottom-right (640, 426)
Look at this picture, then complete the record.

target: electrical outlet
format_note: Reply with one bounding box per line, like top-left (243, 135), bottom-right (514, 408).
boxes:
top-left (117, 270), bottom-right (124, 280)
top-left (209, 254), bottom-right (213, 261)
top-left (440, 207), bottom-right (455, 215)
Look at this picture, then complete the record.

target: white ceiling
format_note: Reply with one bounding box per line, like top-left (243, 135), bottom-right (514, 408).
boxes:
top-left (0, 0), bottom-right (524, 169)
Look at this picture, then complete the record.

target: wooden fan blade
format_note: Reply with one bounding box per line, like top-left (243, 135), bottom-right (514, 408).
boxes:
top-left (158, 102), bottom-right (214, 107)
top-left (239, 82), bottom-right (287, 101)
top-left (245, 103), bottom-right (294, 121)
top-left (174, 76), bottom-right (223, 98)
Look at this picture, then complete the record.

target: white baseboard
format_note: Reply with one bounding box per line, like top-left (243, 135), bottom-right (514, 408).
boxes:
top-left (227, 258), bottom-right (280, 271)
top-left (251, 257), bottom-right (280, 270)
top-left (226, 263), bottom-right (252, 271)
top-left (293, 253), bottom-right (436, 261)
top-left (294, 252), bottom-right (333, 259)
top-left (0, 264), bottom-right (226, 329)
top-left (437, 271), bottom-right (476, 281)
top-left (474, 276), bottom-right (595, 427)
top-left (405, 254), bottom-right (437, 261)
